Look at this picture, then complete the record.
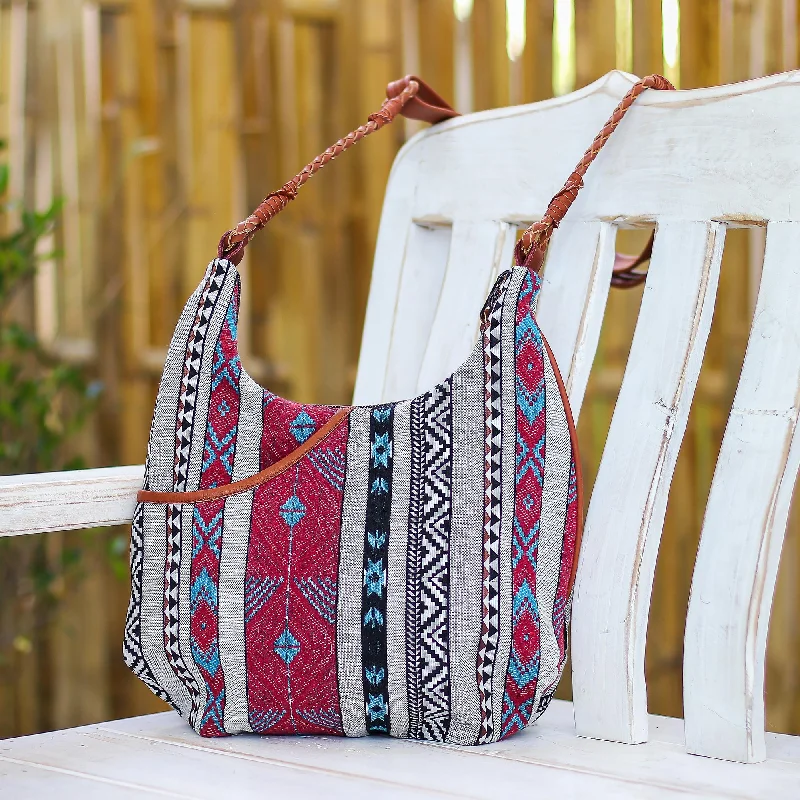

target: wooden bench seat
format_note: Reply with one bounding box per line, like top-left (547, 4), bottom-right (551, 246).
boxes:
top-left (3, 702), bottom-right (800, 798)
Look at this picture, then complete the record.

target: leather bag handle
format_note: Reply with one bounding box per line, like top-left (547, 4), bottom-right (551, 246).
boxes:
top-left (218, 73), bottom-right (670, 287)
top-left (218, 76), bottom-right (458, 265)
top-left (514, 74), bottom-right (675, 280)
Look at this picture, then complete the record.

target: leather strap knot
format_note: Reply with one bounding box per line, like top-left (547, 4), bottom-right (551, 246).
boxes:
top-left (548, 173), bottom-right (584, 223)
top-left (368, 108), bottom-right (394, 126)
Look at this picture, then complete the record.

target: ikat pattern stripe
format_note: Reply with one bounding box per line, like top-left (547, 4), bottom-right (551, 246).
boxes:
top-left (526, 347), bottom-right (571, 726)
top-left (407, 381), bottom-right (453, 741)
top-left (476, 270), bottom-right (512, 743)
top-left (500, 270), bottom-right (546, 738)
top-left (244, 404), bottom-right (348, 735)
top-left (362, 405), bottom-right (394, 734)
top-left (189, 290), bottom-right (242, 736)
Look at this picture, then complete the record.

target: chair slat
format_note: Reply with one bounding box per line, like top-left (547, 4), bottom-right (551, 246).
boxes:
top-left (382, 223), bottom-right (452, 401)
top-left (536, 220), bottom-right (616, 414)
top-left (414, 219), bottom-right (515, 396)
top-left (353, 175), bottom-right (420, 405)
top-left (571, 220), bottom-right (726, 744)
top-left (684, 221), bottom-right (800, 763)
top-left (0, 465), bottom-right (143, 537)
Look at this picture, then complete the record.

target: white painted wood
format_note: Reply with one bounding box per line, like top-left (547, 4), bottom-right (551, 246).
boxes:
top-left (415, 219), bottom-right (515, 395)
top-left (382, 221), bottom-right (452, 400)
top-left (3, 702), bottom-right (799, 799)
top-left (684, 222), bottom-right (800, 763)
top-left (536, 219), bottom-right (617, 413)
top-left (571, 221), bottom-right (725, 744)
top-left (359, 68), bottom-right (800, 400)
top-left (0, 466), bottom-right (143, 537)
top-left (0, 767), bottom-right (166, 800)
top-left (370, 70), bottom-right (800, 230)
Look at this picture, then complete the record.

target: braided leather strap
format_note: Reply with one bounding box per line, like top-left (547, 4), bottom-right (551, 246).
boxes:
top-left (515, 74), bottom-right (675, 272)
top-left (219, 77), bottom-right (457, 265)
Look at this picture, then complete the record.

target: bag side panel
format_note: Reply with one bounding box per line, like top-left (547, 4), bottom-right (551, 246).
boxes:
top-left (534, 335), bottom-right (582, 724)
top-left (174, 262), bottom-right (239, 730)
top-left (387, 400), bottom-right (412, 738)
top-left (126, 259), bottom-right (233, 716)
top-left (123, 501), bottom-right (175, 707)
top-left (498, 269), bottom-right (583, 739)
top-left (527, 344), bottom-right (573, 721)
top-left (472, 267), bottom-right (523, 745)
top-left (499, 269), bottom-right (547, 738)
top-left (336, 407), bottom-right (371, 736)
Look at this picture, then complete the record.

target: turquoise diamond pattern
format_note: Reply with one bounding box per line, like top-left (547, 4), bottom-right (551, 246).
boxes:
top-left (280, 494), bottom-right (306, 529)
top-left (274, 626), bottom-right (300, 665)
top-left (290, 410), bottom-right (316, 443)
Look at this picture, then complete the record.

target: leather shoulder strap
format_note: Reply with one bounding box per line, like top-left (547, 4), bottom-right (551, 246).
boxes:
top-left (218, 77), bottom-right (458, 265)
top-left (514, 74), bottom-right (675, 277)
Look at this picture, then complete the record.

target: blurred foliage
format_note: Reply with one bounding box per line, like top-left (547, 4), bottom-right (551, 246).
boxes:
top-left (0, 141), bottom-right (100, 687)
top-left (0, 150), bottom-right (97, 475)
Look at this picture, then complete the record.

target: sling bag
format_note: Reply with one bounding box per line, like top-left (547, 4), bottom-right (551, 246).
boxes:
top-left (125, 73), bottom-right (673, 744)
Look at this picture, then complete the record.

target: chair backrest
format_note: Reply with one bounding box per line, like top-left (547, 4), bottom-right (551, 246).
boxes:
top-left (354, 69), bottom-right (800, 764)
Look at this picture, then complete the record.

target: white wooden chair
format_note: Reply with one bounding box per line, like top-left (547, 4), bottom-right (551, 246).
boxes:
top-left (2, 70), bottom-right (800, 798)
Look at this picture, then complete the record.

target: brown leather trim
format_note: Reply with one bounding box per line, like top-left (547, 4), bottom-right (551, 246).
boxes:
top-left (540, 334), bottom-right (585, 598)
top-left (611, 230), bottom-right (653, 289)
top-left (138, 408), bottom-right (351, 505)
top-left (386, 74), bottom-right (460, 124)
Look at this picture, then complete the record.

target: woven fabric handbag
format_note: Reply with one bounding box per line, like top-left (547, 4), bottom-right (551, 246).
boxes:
top-left (124, 74), bottom-right (673, 744)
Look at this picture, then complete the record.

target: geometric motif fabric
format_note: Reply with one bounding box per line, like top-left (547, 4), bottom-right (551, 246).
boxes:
top-left (362, 405), bottom-right (394, 735)
top-left (125, 258), bottom-right (582, 745)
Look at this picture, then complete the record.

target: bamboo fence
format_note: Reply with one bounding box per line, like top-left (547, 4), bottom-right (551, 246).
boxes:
top-left (0, 0), bottom-right (798, 737)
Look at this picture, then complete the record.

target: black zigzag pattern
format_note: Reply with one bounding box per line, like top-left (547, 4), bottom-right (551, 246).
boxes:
top-left (164, 260), bottom-right (230, 726)
top-left (406, 399), bottom-right (424, 738)
top-left (122, 502), bottom-right (174, 707)
top-left (419, 381), bottom-right (453, 741)
top-left (477, 270), bottom-right (511, 743)
top-left (164, 503), bottom-right (201, 722)
top-left (407, 381), bottom-right (453, 742)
